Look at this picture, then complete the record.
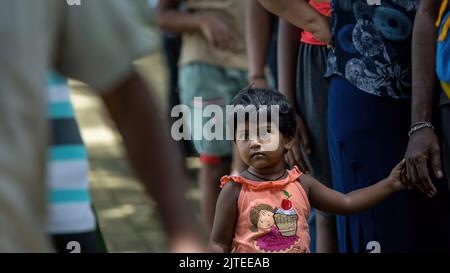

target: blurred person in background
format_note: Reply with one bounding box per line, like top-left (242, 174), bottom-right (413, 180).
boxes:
top-left (46, 72), bottom-right (104, 253)
top-left (0, 0), bottom-right (200, 252)
top-left (158, 0), bottom-right (196, 159)
top-left (156, 0), bottom-right (248, 233)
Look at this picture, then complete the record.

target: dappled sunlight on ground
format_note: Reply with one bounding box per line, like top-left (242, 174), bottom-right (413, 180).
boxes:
top-left (69, 50), bottom-right (203, 252)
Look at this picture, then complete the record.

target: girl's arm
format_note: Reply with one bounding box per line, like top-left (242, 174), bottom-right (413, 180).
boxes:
top-left (208, 182), bottom-right (241, 253)
top-left (301, 161), bottom-right (407, 215)
top-left (257, 0), bottom-right (331, 44)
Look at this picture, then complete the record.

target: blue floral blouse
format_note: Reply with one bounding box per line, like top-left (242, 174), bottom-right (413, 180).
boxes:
top-left (325, 0), bottom-right (420, 99)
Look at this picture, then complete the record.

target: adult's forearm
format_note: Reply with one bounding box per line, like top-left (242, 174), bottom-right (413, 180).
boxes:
top-left (411, 5), bottom-right (439, 123)
top-left (246, 0), bottom-right (274, 78)
top-left (156, 8), bottom-right (202, 33)
top-left (258, 0), bottom-right (323, 34)
top-left (102, 73), bottom-right (197, 238)
top-left (278, 19), bottom-right (301, 110)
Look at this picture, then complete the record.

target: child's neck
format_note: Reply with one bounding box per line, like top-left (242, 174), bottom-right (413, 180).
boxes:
top-left (244, 163), bottom-right (287, 182)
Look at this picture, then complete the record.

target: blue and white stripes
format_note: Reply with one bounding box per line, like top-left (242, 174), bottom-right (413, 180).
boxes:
top-left (46, 73), bottom-right (96, 234)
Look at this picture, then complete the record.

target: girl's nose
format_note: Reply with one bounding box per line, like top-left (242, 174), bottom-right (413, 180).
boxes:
top-left (249, 138), bottom-right (261, 149)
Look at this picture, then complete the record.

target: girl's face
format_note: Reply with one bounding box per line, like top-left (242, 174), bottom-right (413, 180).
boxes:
top-left (257, 210), bottom-right (274, 230)
top-left (235, 120), bottom-right (292, 170)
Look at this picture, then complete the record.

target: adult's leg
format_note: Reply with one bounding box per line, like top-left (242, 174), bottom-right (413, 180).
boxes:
top-left (198, 156), bottom-right (231, 232)
top-left (296, 43), bottom-right (337, 252)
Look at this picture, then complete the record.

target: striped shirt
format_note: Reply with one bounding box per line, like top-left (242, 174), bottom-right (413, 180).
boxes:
top-left (46, 73), bottom-right (96, 234)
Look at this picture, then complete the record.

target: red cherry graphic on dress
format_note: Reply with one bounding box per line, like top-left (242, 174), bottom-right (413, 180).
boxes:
top-left (281, 199), bottom-right (292, 210)
top-left (281, 190), bottom-right (292, 210)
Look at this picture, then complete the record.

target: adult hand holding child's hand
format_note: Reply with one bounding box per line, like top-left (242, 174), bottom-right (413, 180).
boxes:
top-left (387, 159), bottom-right (437, 198)
top-left (405, 128), bottom-right (442, 198)
top-left (388, 159), bottom-right (411, 192)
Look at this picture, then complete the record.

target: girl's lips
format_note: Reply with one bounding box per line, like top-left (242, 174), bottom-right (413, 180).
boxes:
top-left (251, 152), bottom-right (266, 158)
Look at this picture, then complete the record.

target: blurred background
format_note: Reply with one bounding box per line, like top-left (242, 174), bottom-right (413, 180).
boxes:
top-left (67, 0), bottom-right (202, 252)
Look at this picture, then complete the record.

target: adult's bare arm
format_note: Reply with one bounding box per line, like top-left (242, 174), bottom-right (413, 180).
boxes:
top-left (257, 0), bottom-right (331, 44)
top-left (406, 0), bottom-right (443, 197)
top-left (246, 0), bottom-right (275, 87)
top-left (156, 0), bottom-right (239, 51)
top-left (101, 72), bottom-right (202, 252)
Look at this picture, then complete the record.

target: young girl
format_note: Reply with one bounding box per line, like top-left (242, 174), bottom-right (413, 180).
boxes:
top-left (208, 87), bottom-right (409, 253)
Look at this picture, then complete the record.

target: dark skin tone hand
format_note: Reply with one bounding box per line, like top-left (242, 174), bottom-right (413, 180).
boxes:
top-left (101, 72), bottom-right (202, 252)
top-left (277, 19), bottom-right (311, 173)
top-left (406, 0), bottom-right (443, 198)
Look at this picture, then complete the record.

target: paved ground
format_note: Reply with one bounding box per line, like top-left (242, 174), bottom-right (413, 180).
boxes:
top-left (70, 51), bottom-right (204, 252)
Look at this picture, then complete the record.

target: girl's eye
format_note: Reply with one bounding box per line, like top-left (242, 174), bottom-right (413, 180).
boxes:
top-left (260, 131), bottom-right (270, 139)
top-left (238, 133), bottom-right (248, 140)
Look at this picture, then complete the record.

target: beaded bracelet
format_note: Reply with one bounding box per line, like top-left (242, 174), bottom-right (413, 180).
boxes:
top-left (408, 122), bottom-right (435, 137)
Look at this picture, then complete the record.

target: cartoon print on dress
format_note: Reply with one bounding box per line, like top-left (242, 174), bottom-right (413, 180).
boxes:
top-left (249, 192), bottom-right (305, 253)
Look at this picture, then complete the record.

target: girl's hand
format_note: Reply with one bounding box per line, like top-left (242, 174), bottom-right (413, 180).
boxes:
top-left (387, 159), bottom-right (409, 192)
